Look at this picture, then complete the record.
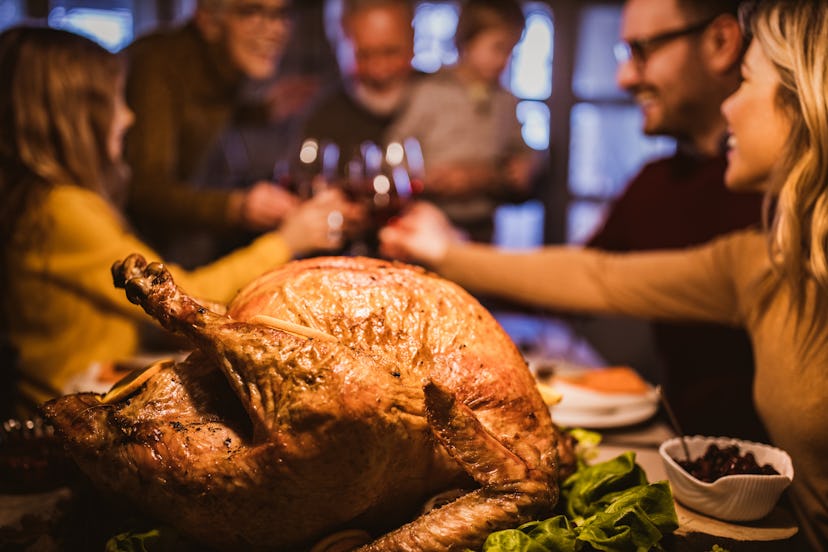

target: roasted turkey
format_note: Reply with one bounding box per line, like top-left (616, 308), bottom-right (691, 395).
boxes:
top-left (43, 255), bottom-right (571, 551)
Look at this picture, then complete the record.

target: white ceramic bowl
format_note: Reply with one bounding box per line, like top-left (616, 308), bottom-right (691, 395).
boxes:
top-left (659, 435), bottom-right (793, 522)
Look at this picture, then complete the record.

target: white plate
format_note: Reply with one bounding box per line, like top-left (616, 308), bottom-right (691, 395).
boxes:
top-left (535, 363), bottom-right (659, 429)
top-left (551, 399), bottom-right (659, 429)
top-left (552, 379), bottom-right (658, 411)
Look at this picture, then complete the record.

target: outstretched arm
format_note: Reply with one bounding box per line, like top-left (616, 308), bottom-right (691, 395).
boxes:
top-left (380, 202), bottom-right (752, 325)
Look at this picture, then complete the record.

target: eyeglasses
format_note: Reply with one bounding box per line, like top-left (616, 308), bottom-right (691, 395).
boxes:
top-left (231, 2), bottom-right (292, 24)
top-left (614, 17), bottom-right (716, 66)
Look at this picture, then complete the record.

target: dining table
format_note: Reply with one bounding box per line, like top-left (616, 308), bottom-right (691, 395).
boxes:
top-left (595, 420), bottom-right (799, 551)
top-left (0, 416), bottom-right (800, 551)
top-left (0, 309), bottom-right (801, 551)
top-left (496, 308), bottom-right (801, 551)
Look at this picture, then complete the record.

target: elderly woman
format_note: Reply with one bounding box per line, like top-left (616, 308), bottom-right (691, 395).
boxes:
top-left (380, 1), bottom-right (828, 549)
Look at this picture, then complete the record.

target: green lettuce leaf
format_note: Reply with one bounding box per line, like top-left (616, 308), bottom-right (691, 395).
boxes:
top-left (601, 481), bottom-right (679, 535)
top-left (523, 516), bottom-right (580, 551)
top-left (576, 506), bottom-right (663, 552)
top-left (568, 428), bottom-right (603, 467)
top-left (105, 529), bottom-right (164, 552)
top-left (481, 453), bottom-right (678, 552)
top-left (105, 526), bottom-right (189, 552)
top-left (481, 528), bottom-right (553, 552)
top-left (562, 451), bottom-right (648, 519)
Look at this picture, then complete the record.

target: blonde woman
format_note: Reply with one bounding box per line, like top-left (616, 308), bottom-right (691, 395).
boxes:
top-left (381, 1), bottom-right (828, 549)
top-left (0, 27), bottom-right (361, 415)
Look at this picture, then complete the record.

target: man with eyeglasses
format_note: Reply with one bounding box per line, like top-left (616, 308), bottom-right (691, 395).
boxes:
top-left (580, 0), bottom-right (767, 441)
top-left (125, 0), bottom-right (318, 268)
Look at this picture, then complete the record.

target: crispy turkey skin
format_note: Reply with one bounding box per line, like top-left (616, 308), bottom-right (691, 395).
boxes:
top-left (43, 255), bottom-right (567, 551)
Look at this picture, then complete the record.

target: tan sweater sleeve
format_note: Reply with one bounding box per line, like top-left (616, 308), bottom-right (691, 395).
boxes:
top-left (435, 233), bottom-right (759, 326)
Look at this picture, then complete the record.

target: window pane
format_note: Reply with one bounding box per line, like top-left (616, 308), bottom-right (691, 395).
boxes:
top-left (567, 199), bottom-right (609, 244)
top-left (48, 7), bottom-right (133, 52)
top-left (494, 199), bottom-right (545, 249)
top-left (412, 2), bottom-right (458, 73)
top-left (517, 100), bottom-right (549, 151)
top-left (0, 0), bottom-right (22, 31)
top-left (572, 5), bottom-right (625, 100)
top-left (178, 0), bottom-right (197, 20)
top-left (568, 103), bottom-right (675, 199)
top-left (510, 4), bottom-right (553, 100)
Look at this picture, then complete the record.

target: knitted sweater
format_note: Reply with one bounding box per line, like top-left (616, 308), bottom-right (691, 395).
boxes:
top-left (6, 185), bottom-right (292, 408)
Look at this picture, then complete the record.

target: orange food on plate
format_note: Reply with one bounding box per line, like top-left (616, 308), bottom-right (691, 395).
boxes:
top-left (558, 366), bottom-right (650, 394)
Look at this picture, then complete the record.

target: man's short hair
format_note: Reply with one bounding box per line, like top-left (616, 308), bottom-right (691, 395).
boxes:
top-left (454, 0), bottom-right (525, 51)
top-left (676, 0), bottom-right (741, 21)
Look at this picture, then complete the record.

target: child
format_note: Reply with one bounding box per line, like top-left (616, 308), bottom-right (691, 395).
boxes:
top-left (385, 0), bottom-right (537, 242)
top-left (0, 27), bottom-right (361, 414)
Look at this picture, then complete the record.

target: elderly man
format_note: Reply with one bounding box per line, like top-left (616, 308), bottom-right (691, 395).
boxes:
top-left (300, 0), bottom-right (418, 168)
top-left (581, 0), bottom-right (765, 440)
top-left (125, 0), bottom-right (309, 268)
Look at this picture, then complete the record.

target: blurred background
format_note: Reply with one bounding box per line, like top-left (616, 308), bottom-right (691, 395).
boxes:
top-left (0, 0), bottom-right (675, 249)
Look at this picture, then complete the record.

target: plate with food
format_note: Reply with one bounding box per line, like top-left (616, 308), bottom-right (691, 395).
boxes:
top-left (535, 364), bottom-right (660, 429)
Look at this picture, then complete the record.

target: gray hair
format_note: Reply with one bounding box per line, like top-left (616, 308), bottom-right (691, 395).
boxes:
top-left (341, 0), bottom-right (414, 25)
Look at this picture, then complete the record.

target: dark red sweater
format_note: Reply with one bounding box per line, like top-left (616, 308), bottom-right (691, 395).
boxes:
top-left (587, 151), bottom-right (767, 441)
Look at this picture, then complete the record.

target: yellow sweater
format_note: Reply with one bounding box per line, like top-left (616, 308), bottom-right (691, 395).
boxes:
top-left (6, 185), bottom-right (292, 408)
top-left (435, 230), bottom-right (828, 551)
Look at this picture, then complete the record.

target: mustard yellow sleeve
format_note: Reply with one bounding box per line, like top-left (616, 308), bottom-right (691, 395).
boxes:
top-left (170, 232), bottom-right (292, 303)
top-left (43, 187), bottom-right (292, 317)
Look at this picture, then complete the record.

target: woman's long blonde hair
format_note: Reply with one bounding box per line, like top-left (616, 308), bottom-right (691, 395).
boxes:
top-left (747, 1), bottom-right (828, 305)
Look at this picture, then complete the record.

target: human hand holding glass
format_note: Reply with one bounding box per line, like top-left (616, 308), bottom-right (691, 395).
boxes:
top-left (273, 138), bottom-right (341, 200)
top-left (378, 201), bottom-right (461, 265)
top-left (340, 138), bottom-right (425, 230)
top-left (238, 180), bottom-right (301, 231)
top-left (278, 188), bottom-right (365, 256)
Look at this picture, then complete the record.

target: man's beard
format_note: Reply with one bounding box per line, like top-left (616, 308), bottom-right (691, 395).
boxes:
top-left (351, 79), bottom-right (407, 116)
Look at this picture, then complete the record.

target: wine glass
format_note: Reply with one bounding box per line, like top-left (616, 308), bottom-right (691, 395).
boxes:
top-left (378, 137), bottom-right (425, 223)
top-left (344, 140), bottom-right (414, 229)
top-left (274, 137), bottom-right (342, 200)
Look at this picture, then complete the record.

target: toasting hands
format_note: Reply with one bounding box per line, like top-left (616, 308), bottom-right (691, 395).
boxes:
top-left (379, 201), bottom-right (463, 265)
top-left (280, 188), bottom-right (366, 256)
top-left (231, 181), bottom-right (301, 232)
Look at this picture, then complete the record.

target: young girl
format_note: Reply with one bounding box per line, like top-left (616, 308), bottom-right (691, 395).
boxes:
top-left (0, 27), bottom-right (360, 414)
top-left (381, 1), bottom-right (828, 549)
top-left (385, 0), bottom-right (537, 242)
